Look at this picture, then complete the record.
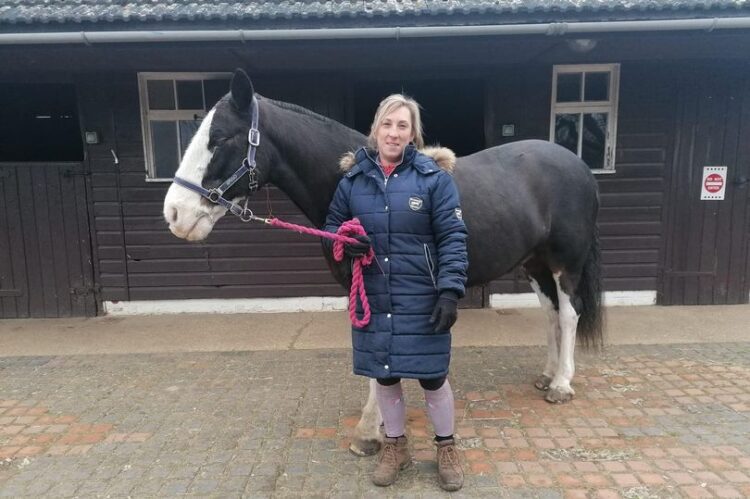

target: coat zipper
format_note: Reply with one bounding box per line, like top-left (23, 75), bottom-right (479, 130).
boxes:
top-left (423, 244), bottom-right (437, 289)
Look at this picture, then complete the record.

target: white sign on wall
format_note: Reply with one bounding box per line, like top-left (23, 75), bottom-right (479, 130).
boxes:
top-left (700, 166), bottom-right (728, 200)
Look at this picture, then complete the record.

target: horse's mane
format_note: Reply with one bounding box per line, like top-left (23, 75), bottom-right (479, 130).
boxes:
top-left (261, 95), bottom-right (334, 126)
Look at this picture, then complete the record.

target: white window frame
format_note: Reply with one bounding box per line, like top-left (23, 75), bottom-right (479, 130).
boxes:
top-left (138, 72), bottom-right (231, 182)
top-left (549, 63), bottom-right (620, 174)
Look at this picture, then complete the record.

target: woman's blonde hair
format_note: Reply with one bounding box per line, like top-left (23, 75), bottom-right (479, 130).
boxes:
top-left (367, 94), bottom-right (425, 150)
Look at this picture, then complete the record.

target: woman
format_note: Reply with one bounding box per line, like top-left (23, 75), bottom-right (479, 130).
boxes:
top-left (324, 94), bottom-right (468, 491)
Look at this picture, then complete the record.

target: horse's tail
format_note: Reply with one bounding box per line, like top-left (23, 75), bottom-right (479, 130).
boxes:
top-left (576, 225), bottom-right (604, 350)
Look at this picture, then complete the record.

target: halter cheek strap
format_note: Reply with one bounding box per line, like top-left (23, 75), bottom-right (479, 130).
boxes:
top-left (172, 95), bottom-right (264, 222)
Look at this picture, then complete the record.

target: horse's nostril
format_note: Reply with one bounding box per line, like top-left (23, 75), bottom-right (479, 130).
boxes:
top-left (167, 206), bottom-right (178, 224)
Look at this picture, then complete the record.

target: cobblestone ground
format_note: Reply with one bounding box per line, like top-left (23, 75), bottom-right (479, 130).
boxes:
top-left (1, 343), bottom-right (749, 498)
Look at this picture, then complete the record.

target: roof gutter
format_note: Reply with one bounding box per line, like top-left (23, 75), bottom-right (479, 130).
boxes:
top-left (1, 16), bottom-right (750, 45)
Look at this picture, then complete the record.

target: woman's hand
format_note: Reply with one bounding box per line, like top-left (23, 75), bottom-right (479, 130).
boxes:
top-left (344, 234), bottom-right (372, 258)
top-left (430, 291), bottom-right (459, 331)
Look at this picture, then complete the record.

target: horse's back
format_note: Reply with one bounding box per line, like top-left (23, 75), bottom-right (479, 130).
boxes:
top-left (453, 140), bottom-right (599, 285)
top-left (457, 140), bottom-right (594, 185)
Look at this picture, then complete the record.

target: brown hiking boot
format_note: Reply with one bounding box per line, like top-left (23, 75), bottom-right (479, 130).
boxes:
top-left (371, 436), bottom-right (411, 486)
top-left (436, 438), bottom-right (463, 491)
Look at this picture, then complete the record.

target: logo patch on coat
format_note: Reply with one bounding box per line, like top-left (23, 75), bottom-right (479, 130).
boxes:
top-left (408, 196), bottom-right (423, 211)
top-left (454, 208), bottom-right (463, 220)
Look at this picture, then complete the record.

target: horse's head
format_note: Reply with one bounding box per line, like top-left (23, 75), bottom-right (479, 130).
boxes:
top-left (163, 69), bottom-right (266, 241)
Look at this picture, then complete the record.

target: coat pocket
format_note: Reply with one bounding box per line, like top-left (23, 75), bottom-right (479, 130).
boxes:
top-left (423, 243), bottom-right (437, 289)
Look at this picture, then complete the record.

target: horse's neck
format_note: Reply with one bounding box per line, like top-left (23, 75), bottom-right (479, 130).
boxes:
top-left (264, 102), bottom-right (366, 228)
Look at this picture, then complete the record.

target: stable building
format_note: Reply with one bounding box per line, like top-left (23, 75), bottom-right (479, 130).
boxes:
top-left (1, 0), bottom-right (749, 318)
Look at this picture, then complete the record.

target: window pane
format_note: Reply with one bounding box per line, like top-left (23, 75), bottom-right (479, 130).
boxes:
top-left (147, 80), bottom-right (175, 110)
top-left (151, 121), bottom-right (179, 178)
top-left (178, 119), bottom-right (201, 158)
top-left (582, 113), bottom-right (608, 169)
top-left (176, 80), bottom-right (204, 110)
top-left (585, 72), bottom-right (609, 101)
top-left (554, 113), bottom-right (580, 154)
top-left (556, 73), bottom-right (582, 102)
top-left (204, 79), bottom-right (230, 109)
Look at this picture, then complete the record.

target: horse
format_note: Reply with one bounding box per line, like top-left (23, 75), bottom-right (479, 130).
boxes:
top-left (163, 69), bottom-right (603, 456)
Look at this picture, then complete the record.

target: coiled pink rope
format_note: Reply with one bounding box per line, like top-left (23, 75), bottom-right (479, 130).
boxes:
top-left (268, 217), bottom-right (374, 327)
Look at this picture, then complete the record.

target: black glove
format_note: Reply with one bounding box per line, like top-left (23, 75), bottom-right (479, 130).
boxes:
top-left (429, 291), bottom-right (459, 332)
top-left (344, 234), bottom-right (371, 258)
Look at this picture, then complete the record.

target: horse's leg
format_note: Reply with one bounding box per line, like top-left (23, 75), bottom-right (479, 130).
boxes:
top-left (524, 262), bottom-right (560, 392)
top-left (545, 271), bottom-right (581, 404)
top-left (349, 378), bottom-right (383, 456)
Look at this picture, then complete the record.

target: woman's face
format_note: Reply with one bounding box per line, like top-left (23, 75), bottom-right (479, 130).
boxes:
top-left (376, 106), bottom-right (414, 164)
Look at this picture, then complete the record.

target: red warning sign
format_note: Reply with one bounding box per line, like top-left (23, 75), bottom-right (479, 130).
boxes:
top-left (704, 173), bottom-right (724, 193)
top-left (700, 167), bottom-right (727, 200)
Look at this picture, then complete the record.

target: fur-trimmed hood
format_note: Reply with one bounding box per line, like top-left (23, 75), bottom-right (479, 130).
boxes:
top-left (339, 146), bottom-right (456, 174)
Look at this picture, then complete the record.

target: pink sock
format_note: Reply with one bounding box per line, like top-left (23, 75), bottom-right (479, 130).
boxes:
top-left (424, 379), bottom-right (455, 438)
top-left (376, 381), bottom-right (406, 438)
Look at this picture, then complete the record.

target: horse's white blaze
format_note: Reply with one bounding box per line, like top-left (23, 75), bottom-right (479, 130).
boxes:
top-left (529, 277), bottom-right (560, 379)
top-left (550, 272), bottom-right (579, 394)
top-left (163, 109), bottom-right (226, 241)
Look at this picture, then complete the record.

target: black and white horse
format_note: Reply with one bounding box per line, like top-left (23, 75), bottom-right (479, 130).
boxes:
top-left (163, 69), bottom-right (603, 455)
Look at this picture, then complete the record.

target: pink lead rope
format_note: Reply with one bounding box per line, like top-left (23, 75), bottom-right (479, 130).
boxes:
top-left (268, 217), bottom-right (374, 328)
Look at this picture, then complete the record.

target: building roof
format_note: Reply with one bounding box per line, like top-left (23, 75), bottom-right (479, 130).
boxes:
top-left (1, 0), bottom-right (750, 28)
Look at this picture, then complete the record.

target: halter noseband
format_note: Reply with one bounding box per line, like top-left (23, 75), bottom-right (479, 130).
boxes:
top-left (172, 96), bottom-right (266, 223)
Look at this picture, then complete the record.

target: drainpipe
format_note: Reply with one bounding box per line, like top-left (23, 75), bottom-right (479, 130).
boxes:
top-left (1, 17), bottom-right (750, 45)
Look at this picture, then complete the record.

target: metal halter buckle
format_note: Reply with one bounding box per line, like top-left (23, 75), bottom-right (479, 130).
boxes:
top-left (248, 169), bottom-right (259, 192)
top-left (240, 208), bottom-right (255, 223)
top-left (207, 189), bottom-right (222, 204)
top-left (248, 128), bottom-right (260, 147)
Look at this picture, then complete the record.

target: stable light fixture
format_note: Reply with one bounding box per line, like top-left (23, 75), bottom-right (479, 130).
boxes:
top-left (567, 38), bottom-right (598, 53)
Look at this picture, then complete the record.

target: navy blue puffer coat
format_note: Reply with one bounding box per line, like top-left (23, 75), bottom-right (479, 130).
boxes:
top-left (325, 145), bottom-right (468, 380)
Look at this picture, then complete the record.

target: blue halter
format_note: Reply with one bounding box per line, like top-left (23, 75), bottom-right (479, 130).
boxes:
top-left (172, 96), bottom-right (263, 223)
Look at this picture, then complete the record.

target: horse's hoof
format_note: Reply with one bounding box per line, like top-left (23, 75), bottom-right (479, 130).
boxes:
top-left (349, 438), bottom-right (381, 457)
top-left (545, 388), bottom-right (574, 404)
top-left (534, 375), bottom-right (552, 391)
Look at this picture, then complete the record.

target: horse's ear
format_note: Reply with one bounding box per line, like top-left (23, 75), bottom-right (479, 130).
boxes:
top-left (230, 68), bottom-right (254, 110)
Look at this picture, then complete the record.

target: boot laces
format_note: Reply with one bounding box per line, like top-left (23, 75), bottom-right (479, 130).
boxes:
top-left (379, 441), bottom-right (399, 466)
top-left (439, 443), bottom-right (459, 466)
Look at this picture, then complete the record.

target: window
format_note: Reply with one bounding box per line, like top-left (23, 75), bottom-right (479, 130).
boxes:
top-left (138, 73), bottom-right (231, 180)
top-left (549, 64), bottom-right (620, 172)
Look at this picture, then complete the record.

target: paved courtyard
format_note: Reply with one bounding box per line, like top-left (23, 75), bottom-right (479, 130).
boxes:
top-left (1, 336), bottom-right (749, 498)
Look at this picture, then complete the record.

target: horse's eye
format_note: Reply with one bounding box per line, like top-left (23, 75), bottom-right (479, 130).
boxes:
top-left (209, 138), bottom-right (226, 152)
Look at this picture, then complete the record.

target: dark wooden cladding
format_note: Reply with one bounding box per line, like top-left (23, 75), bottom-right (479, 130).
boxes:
top-left (660, 65), bottom-right (750, 305)
top-left (130, 284), bottom-right (344, 300)
top-left (109, 256), bottom-right (332, 274)
top-left (0, 163), bottom-right (96, 318)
